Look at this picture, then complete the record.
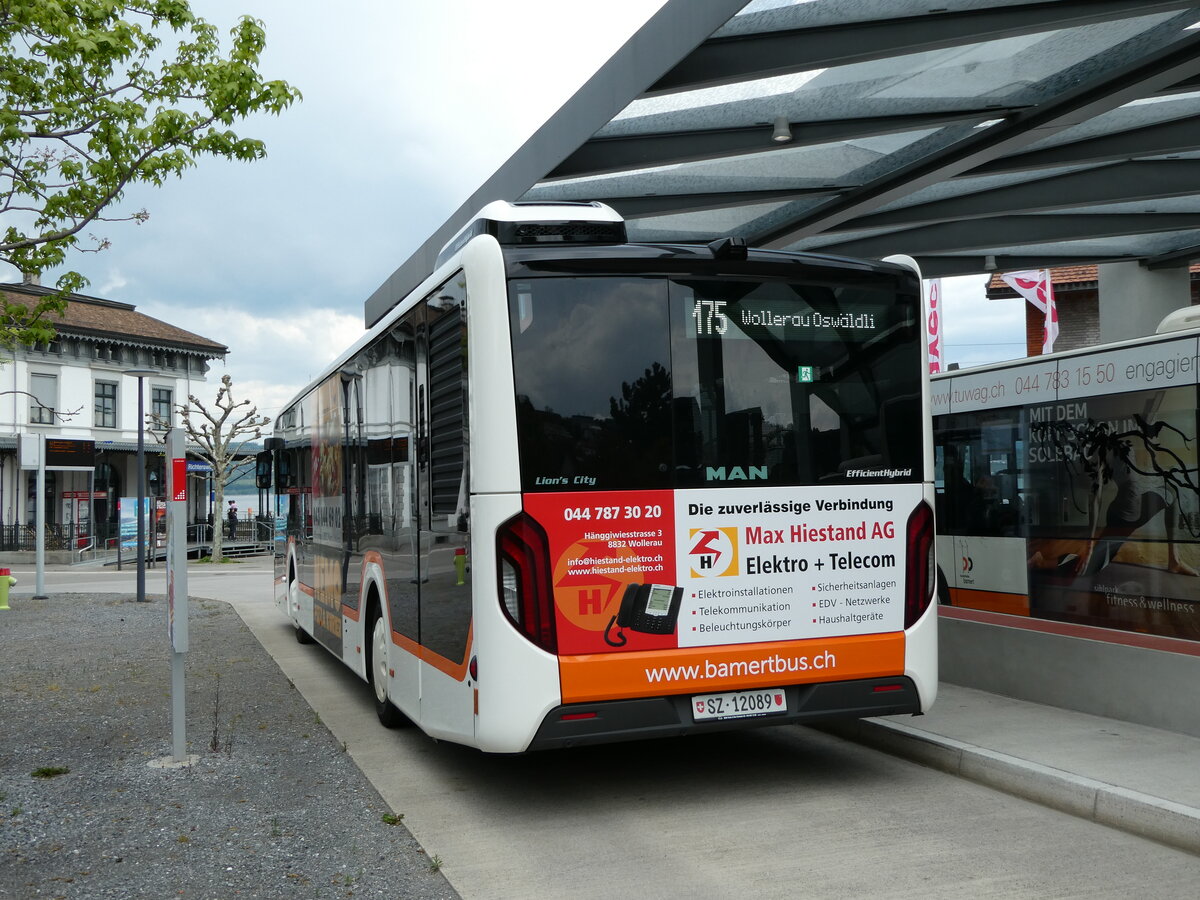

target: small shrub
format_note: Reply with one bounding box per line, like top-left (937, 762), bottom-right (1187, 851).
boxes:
top-left (31, 766), bottom-right (69, 779)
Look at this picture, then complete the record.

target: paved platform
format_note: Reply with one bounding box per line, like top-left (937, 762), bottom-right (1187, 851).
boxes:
top-left (4, 559), bottom-right (1198, 855)
top-left (821, 683), bottom-right (1200, 854)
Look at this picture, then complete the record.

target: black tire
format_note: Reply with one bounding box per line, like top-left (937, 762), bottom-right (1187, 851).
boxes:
top-left (369, 609), bottom-right (406, 728)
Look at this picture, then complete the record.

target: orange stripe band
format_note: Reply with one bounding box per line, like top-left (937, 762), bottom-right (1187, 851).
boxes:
top-left (559, 633), bottom-right (905, 703)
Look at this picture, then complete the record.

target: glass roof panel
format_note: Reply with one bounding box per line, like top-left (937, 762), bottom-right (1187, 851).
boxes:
top-left (715, 1), bottom-right (1041, 39)
top-left (950, 230), bottom-right (1200, 259)
top-left (999, 93), bottom-right (1200, 154)
top-left (529, 127), bottom-right (945, 200)
top-left (865, 165), bottom-right (1106, 213)
top-left (1048, 197), bottom-right (1200, 216)
top-left (623, 201), bottom-right (797, 242)
top-left (601, 12), bottom-right (1191, 137)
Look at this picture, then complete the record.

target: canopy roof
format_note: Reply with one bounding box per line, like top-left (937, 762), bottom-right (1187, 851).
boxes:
top-left (366, 0), bottom-right (1200, 325)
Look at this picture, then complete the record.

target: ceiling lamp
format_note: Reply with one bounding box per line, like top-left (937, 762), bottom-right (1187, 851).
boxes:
top-left (772, 116), bottom-right (792, 143)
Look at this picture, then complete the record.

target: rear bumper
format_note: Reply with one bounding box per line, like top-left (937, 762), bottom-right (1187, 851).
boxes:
top-left (527, 676), bottom-right (921, 751)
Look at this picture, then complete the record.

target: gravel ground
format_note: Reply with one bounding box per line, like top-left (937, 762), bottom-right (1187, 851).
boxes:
top-left (0, 593), bottom-right (459, 900)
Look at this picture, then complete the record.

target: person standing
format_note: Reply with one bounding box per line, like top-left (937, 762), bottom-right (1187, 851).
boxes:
top-left (227, 501), bottom-right (238, 540)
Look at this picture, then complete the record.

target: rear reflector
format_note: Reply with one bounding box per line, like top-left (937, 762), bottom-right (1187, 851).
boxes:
top-left (904, 501), bottom-right (935, 629)
top-left (496, 512), bottom-right (557, 652)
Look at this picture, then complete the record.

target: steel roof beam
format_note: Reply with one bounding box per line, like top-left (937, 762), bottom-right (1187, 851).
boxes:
top-left (918, 254), bottom-right (1137, 279)
top-left (547, 109), bottom-right (1015, 180)
top-left (648, 0), bottom-right (1200, 96)
top-left (807, 213), bottom-right (1200, 259)
top-left (1145, 243), bottom-right (1200, 268)
top-left (971, 115), bottom-right (1200, 175)
top-left (839, 159), bottom-right (1200, 231)
top-left (597, 188), bottom-right (838, 219)
top-left (753, 30), bottom-right (1200, 251)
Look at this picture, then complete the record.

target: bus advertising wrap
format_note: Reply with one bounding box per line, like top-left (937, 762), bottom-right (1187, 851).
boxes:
top-left (937, 356), bottom-right (1200, 641)
top-left (524, 484), bottom-right (920, 656)
top-left (310, 377), bottom-right (345, 654)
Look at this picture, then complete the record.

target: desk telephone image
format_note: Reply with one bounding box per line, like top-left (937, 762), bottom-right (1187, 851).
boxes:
top-left (604, 583), bottom-right (684, 647)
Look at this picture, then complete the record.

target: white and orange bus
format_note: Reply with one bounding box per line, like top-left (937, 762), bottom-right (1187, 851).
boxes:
top-left (932, 314), bottom-right (1200, 641)
top-left (269, 201), bottom-right (937, 752)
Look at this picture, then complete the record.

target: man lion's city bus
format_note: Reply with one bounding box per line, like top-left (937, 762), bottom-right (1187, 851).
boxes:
top-left (268, 201), bottom-right (937, 752)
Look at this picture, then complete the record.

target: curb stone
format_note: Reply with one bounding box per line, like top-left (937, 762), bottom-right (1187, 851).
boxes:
top-left (816, 717), bottom-right (1200, 855)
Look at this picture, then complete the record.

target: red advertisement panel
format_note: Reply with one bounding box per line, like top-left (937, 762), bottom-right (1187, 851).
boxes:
top-left (523, 490), bottom-right (676, 654)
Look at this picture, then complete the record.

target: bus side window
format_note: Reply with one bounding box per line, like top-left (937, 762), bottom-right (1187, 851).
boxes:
top-left (420, 276), bottom-right (471, 668)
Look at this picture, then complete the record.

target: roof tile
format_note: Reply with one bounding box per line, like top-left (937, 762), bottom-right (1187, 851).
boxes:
top-left (2, 284), bottom-right (227, 355)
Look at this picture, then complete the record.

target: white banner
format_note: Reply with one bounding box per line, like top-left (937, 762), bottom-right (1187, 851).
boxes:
top-left (1000, 269), bottom-right (1059, 354)
top-left (926, 278), bottom-right (943, 374)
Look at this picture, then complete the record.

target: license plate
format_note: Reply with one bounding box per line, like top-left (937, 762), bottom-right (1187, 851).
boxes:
top-left (692, 688), bottom-right (787, 721)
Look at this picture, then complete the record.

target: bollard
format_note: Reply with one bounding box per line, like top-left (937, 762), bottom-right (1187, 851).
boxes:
top-left (0, 567), bottom-right (15, 611)
top-left (454, 547), bottom-right (467, 586)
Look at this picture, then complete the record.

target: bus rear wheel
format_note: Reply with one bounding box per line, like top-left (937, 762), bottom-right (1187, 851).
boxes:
top-left (370, 610), bottom-right (405, 729)
top-left (290, 573), bottom-right (314, 644)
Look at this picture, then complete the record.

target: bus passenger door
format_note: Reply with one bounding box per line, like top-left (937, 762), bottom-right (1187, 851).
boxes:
top-left (416, 277), bottom-right (474, 740)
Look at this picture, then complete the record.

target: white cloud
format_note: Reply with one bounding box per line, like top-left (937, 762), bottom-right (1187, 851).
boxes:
top-left (136, 301), bottom-right (364, 416)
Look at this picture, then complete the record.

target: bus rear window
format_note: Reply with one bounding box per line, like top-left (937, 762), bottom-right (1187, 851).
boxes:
top-left (509, 274), bottom-right (922, 492)
top-left (509, 277), bottom-right (673, 491)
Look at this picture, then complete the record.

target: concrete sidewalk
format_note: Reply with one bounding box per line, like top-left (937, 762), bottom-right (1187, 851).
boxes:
top-left (821, 683), bottom-right (1200, 854)
top-left (7, 559), bottom-right (1199, 856)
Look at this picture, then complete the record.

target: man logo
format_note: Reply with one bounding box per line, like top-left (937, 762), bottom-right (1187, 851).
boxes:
top-left (689, 527), bottom-right (739, 577)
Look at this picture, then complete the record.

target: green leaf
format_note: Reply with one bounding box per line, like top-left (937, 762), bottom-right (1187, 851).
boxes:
top-left (1, 0), bottom-right (300, 350)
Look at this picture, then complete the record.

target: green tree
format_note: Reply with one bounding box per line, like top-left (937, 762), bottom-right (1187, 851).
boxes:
top-left (1, 0), bottom-right (300, 347)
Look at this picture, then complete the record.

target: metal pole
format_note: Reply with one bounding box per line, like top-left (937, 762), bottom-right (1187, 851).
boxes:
top-left (136, 375), bottom-right (146, 603)
top-left (34, 434), bottom-right (46, 599)
top-left (166, 428), bottom-right (189, 763)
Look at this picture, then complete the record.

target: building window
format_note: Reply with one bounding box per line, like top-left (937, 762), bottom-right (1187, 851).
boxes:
top-left (95, 381), bottom-right (117, 428)
top-left (152, 387), bottom-right (173, 425)
top-left (29, 373), bottom-right (56, 424)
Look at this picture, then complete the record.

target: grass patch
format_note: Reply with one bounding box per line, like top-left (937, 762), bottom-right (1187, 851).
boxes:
top-left (381, 813), bottom-right (404, 826)
top-left (31, 765), bottom-right (70, 779)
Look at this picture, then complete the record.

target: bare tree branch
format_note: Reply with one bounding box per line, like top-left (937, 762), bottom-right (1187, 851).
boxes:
top-left (149, 373), bottom-right (269, 559)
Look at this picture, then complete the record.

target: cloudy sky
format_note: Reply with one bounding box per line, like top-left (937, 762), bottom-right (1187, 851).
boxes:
top-left (5, 0), bottom-right (1025, 418)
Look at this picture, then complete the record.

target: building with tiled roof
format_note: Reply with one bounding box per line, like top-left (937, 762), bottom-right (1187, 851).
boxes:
top-left (1, 281), bottom-right (229, 558)
top-left (985, 264), bottom-right (1200, 357)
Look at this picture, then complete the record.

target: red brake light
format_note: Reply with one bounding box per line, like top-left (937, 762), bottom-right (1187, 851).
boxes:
top-left (496, 512), bottom-right (557, 653)
top-left (905, 501), bottom-right (935, 629)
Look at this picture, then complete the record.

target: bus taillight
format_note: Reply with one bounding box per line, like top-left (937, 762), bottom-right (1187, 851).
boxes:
top-left (904, 501), bottom-right (935, 629)
top-left (496, 512), bottom-right (558, 653)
